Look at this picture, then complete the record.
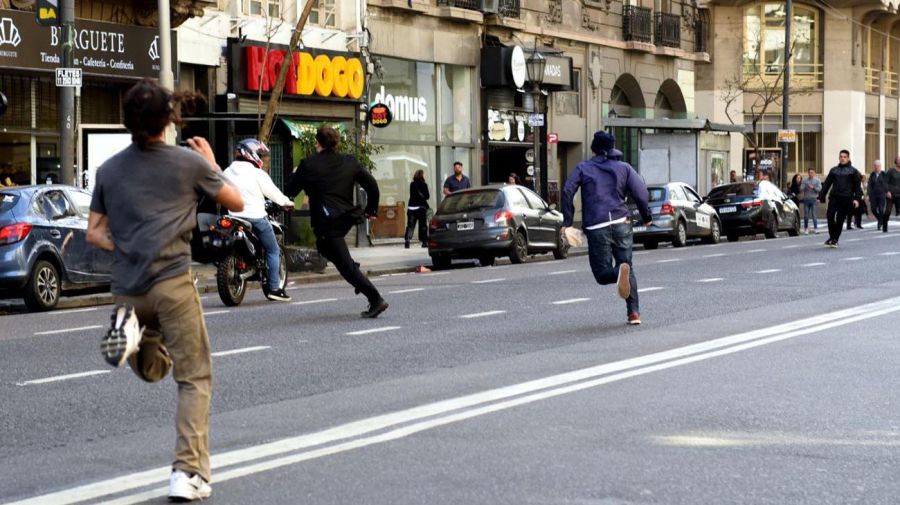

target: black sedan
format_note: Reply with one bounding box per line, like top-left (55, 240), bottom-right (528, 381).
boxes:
top-left (628, 182), bottom-right (721, 249)
top-left (0, 185), bottom-right (111, 310)
top-left (705, 180), bottom-right (801, 241)
top-left (428, 185), bottom-right (568, 268)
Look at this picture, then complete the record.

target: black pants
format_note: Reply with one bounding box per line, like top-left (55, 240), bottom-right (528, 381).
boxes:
top-left (872, 195), bottom-right (889, 232)
top-left (827, 197), bottom-right (853, 243)
top-left (846, 201), bottom-right (866, 229)
top-left (891, 197), bottom-right (900, 216)
top-left (405, 208), bottom-right (428, 245)
top-left (316, 225), bottom-right (381, 303)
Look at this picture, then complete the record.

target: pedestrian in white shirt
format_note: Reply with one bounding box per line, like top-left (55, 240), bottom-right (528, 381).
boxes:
top-left (223, 139), bottom-right (294, 301)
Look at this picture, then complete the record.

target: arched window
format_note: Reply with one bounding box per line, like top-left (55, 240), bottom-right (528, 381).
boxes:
top-left (744, 3), bottom-right (819, 76)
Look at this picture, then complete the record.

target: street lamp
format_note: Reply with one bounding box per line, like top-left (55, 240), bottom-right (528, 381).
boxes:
top-left (526, 46), bottom-right (546, 197)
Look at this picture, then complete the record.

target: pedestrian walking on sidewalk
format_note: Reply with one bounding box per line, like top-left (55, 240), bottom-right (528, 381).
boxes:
top-left (86, 78), bottom-right (244, 502)
top-left (869, 160), bottom-right (890, 232)
top-left (800, 168), bottom-right (822, 234)
top-left (819, 149), bottom-right (862, 248)
top-left (887, 156), bottom-right (900, 217)
top-left (847, 173), bottom-right (868, 230)
top-left (405, 169), bottom-right (430, 248)
top-left (442, 161), bottom-right (471, 196)
top-left (286, 126), bottom-right (388, 318)
top-left (561, 131), bottom-right (652, 325)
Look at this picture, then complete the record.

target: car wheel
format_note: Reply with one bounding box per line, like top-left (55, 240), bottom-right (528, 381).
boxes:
top-left (509, 230), bottom-right (527, 264)
top-left (431, 254), bottom-right (451, 270)
top-left (672, 220), bottom-right (687, 248)
top-left (787, 211), bottom-right (801, 237)
top-left (704, 218), bottom-right (721, 244)
top-left (763, 213), bottom-right (778, 239)
top-left (479, 255), bottom-right (496, 267)
top-left (24, 259), bottom-right (60, 311)
top-left (643, 241), bottom-right (659, 250)
top-left (726, 232), bottom-right (739, 242)
top-left (552, 231), bottom-right (569, 260)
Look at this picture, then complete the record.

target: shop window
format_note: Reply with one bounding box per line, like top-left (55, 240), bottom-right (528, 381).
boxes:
top-left (81, 84), bottom-right (122, 125)
top-left (247, 0), bottom-right (281, 17)
top-left (370, 58), bottom-right (437, 143)
top-left (744, 3), bottom-right (821, 84)
top-left (309, 0), bottom-right (336, 27)
top-left (865, 118), bottom-right (878, 173)
top-left (886, 120), bottom-right (898, 164)
top-left (0, 75), bottom-right (33, 131)
top-left (440, 64), bottom-right (473, 144)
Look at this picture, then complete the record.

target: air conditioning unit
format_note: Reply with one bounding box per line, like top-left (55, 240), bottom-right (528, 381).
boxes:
top-left (481, 0), bottom-right (499, 15)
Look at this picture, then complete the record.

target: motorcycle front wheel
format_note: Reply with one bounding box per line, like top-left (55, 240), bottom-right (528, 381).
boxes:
top-left (216, 253), bottom-right (247, 306)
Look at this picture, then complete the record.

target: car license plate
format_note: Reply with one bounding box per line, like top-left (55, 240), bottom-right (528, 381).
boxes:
top-left (633, 226), bottom-right (646, 232)
top-left (719, 206), bottom-right (737, 213)
top-left (457, 221), bottom-right (475, 231)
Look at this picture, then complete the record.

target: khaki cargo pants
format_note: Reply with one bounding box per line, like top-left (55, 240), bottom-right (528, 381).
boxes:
top-left (114, 272), bottom-right (212, 483)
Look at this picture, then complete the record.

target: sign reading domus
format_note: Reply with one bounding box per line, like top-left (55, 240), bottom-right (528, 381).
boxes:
top-left (0, 9), bottom-right (175, 79)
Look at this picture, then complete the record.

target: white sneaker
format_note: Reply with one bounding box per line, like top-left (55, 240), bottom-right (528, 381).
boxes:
top-left (169, 470), bottom-right (212, 502)
top-left (101, 304), bottom-right (144, 368)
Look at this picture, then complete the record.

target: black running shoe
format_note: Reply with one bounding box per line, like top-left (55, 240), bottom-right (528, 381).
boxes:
top-left (361, 299), bottom-right (389, 318)
top-left (101, 304), bottom-right (144, 368)
top-left (265, 289), bottom-right (291, 302)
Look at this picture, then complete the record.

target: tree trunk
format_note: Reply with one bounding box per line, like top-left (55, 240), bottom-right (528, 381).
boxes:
top-left (258, 0), bottom-right (318, 145)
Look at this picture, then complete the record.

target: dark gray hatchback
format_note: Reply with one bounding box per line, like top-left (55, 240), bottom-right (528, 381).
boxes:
top-left (0, 185), bottom-right (111, 311)
top-left (427, 185), bottom-right (568, 268)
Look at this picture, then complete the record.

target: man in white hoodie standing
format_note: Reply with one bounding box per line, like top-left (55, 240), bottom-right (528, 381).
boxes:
top-left (223, 139), bottom-right (294, 301)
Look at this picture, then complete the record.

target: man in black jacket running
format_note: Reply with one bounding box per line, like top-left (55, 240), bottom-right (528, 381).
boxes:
top-left (285, 126), bottom-right (388, 318)
top-left (819, 149), bottom-right (862, 248)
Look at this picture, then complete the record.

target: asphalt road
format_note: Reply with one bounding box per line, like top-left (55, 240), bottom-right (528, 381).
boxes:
top-left (2, 226), bottom-right (900, 504)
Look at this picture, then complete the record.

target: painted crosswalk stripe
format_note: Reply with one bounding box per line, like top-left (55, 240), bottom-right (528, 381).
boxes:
top-left (472, 278), bottom-right (505, 284)
top-left (388, 288), bottom-right (426, 294)
top-left (211, 346), bottom-right (270, 357)
top-left (696, 278), bottom-right (723, 283)
top-left (879, 251), bottom-right (900, 256)
top-left (293, 298), bottom-right (339, 306)
top-left (346, 326), bottom-right (402, 336)
top-left (459, 310), bottom-right (507, 319)
top-left (755, 269), bottom-right (781, 274)
top-left (842, 257), bottom-right (864, 261)
top-left (638, 287), bottom-right (665, 293)
top-left (801, 262), bottom-right (826, 267)
top-left (34, 325), bottom-right (103, 336)
top-left (17, 370), bottom-right (110, 386)
top-left (552, 298), bottom-right (590, 305)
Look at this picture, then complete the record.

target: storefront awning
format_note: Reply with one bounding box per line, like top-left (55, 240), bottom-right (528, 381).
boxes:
top-left (603, 117), bottom-right (744, 133)
top-left (280, 119), bottom-right (347, 139)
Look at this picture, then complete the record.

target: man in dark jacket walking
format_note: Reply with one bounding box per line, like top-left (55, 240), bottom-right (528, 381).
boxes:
top-left (869, 160), bottom-right (890, 232)
top-left (561, 131), bottom-right (652, 325)
top-left (887, 156), bottom-right (900, 217)
top-left (285, 126), bottom-right (388, 318)
top-left (819, 149), bottom-right (862, 248)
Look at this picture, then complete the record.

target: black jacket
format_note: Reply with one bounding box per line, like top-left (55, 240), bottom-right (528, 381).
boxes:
top-left (408, 180), bottom-right (430, 208)
top-left (819, 163), bottom-right (863, 202)
top-left (868, 170), bottom-right (889, 199)
top-left (886, 167), bottom-right (900, 195)
top-left (285, 150), bottom-right (379, 233)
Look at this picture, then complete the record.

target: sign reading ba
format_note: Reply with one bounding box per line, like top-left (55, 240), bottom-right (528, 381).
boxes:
top-left (56, 67), bottom-right (82, 87)
top-left (35, 0), bottom-right (60, 27)
top-left (368, 102), bottom-right (392, 129)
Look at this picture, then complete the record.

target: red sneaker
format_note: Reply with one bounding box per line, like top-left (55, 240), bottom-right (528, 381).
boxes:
top-left (627, 313), bottom-right (641, 325)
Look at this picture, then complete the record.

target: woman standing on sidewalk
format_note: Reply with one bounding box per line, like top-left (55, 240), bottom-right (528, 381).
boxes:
top-left (405, 169), bottom-right (430, 249)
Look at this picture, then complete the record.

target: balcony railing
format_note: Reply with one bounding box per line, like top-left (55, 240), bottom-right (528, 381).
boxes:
top-left (437, 0), bottom-right (519, 16)
top-left (623, 5), bottom-right (653, 43)
top-left (437, 0), bottom-right (480, 10)
top-left (654, 12), bottom-right (680, 48)
top-left (741, 62), bottom-right (824, 89)
top-left (498, 0), bottom-right (520, 17)
top-left (866, 67), bottom-right (881, 94)
top-left (886, 71), bottom-right (899, 96)
top-left (695, 18), bottom-right (709, 53)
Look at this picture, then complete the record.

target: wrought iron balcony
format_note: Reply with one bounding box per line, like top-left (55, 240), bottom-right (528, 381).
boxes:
top-left (655, 12), bottom-right (681, 48)
top-left (498, 0), bottom-right (520, 17)
top-left (437, 0), bottom-right (480, 10)
top-left (623, 5), bottom-right (652, 43)
top-left (695, 17), bottom-right (709, 53)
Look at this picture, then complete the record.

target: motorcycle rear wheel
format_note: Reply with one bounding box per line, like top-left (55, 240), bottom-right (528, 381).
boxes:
top-left (217, 253), bottom-right (247, 306)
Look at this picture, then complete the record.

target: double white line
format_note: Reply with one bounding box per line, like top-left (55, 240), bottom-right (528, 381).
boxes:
top-left (11, 296), bottom-right (900, 505)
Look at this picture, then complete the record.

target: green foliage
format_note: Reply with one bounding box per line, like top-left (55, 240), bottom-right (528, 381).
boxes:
top-left (294, 124), bottom-right (382, 173)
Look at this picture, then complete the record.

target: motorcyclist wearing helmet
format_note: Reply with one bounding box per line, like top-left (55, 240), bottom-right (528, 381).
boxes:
top-left (223, 139), bottom-right (294, 302)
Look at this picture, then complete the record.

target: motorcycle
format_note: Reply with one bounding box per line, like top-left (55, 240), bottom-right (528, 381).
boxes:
top-left (196, 201), bottom-right (288, 306)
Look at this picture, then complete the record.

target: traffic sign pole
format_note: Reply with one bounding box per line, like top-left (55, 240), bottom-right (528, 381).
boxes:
top-left (58, 0), bottom-right (75, 186)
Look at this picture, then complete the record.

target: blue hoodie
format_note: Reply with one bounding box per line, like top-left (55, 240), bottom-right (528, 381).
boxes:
top-left (562, 154), bottom-right (651, 228)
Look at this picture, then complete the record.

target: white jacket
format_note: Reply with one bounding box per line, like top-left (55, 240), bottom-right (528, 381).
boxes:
top-left (223, 160), bottom-right (293, 219)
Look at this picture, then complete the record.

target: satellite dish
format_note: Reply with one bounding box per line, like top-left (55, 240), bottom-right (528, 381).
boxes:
top-left (0, 92), bottom-right (7, 117)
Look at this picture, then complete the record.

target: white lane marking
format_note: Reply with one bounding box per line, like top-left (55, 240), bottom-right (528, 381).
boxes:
top-left (52, 308), bottom-right (98, 315)
top-left (638, 287), bottom-right (664, 293)
top-left (656, 259), bottom-right (680, 263)
top-left (548, 270), bottom-right (578, 276)
top-left (388, 288), bottom-right (426, 294)
top-left (879, 251), bottom-right (900, 256)
top-left (34, 325), bottom-right (103, 336)
top-left (801, 262), bottom-right (826, 267)
top-left (293, 298), bottom-right (339, 306)
top-left (755, 269), bottom-right (781, 274)
top-left (782, 244), bottom-right (800, 249)
top-left (421, 272), bottom-right (450, 277)
top-left (459, 310), bottom-right (507, 319)
top-left (552, 298), bottom-right (591, 305)
top-left (696, 278), bottom-right (723, 283)
top-left (16, 370), bottom-right (110, 386)
top-left (747, 249), bottom-right (767, 253)
top-left (203, 310), bottom-right (230, 316)
top-left (48, 296), bottom-right (900, 505)
top-left (844, 238), bottom-right (861, 242)
top-left (702, 253), bottom-right (726, 258)
top-left (346, 326), bottom-right (402, 336)
top-left (211, 346), bottom-right (270, 357)
top-left (471, 278), bottom-right (505, 284)
top-left (842, 257), bottom-right (864, 261)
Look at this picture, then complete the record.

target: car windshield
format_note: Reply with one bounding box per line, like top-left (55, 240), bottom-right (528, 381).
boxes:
top-left (707, 183), bottom-right (758, 198)
top-left (0, 192), bottom-right (18, 213)
top-left (439, 191), bottom-right (502, 213)
top-left (648, 188), bottom-right (666, 202)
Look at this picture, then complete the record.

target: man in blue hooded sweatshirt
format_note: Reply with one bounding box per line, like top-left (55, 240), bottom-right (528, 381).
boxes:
top-left (561, 131), bottom-right (652, 325)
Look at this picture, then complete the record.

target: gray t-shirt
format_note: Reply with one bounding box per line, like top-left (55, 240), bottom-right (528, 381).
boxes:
top-left (90, 143), bottom-right (224, 295)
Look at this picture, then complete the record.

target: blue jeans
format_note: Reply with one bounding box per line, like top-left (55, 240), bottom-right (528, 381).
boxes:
top-left (586, 223), bottom-right (639, 316)
top-left (247, 218), bottom-right (281, 291)
top-left (803, 198), bottom-right (818, 230)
